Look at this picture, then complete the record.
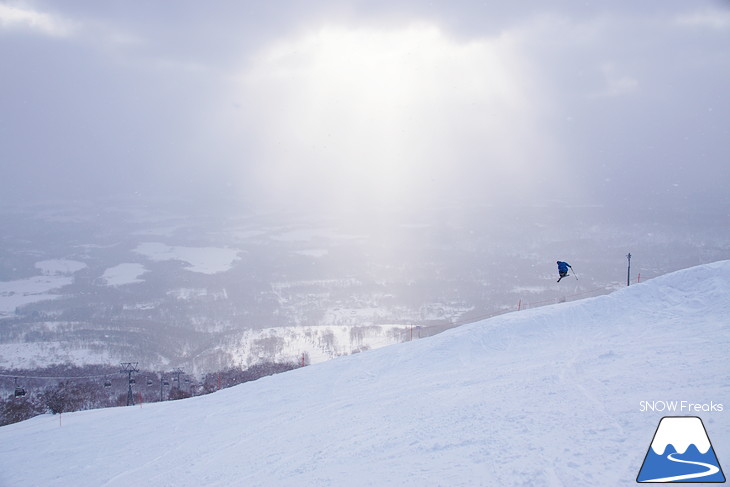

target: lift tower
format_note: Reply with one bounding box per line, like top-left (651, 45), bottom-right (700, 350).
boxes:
top-left (120, 362), bottom-right (139, 406)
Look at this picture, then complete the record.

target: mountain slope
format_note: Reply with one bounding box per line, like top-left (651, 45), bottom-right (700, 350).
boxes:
top-left (1, 261), bottom-right (729, 486)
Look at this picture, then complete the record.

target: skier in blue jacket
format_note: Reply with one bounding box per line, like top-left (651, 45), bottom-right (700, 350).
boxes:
top-left (556, 261), bottom-right (572, 282)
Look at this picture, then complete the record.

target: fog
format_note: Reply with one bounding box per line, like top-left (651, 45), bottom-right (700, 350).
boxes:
top-left (2, 1), bottom-right (730, 373)
top-left (2, 0), bottom-right (729, 218)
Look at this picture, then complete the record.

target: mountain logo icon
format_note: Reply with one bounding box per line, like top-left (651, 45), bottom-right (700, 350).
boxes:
top-left (637, 416), bottom-right (726, 483)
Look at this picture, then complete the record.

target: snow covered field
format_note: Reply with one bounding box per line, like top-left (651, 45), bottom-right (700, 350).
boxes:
top-left (1, 261), bottom-right (728, 486)
top-left (100, 263), bottom-right (149, 286)
top-left (0, 275), bottom-right (73, 319)
top-left (0, 259), bottom-right (85, 318)
top-left (134, 242), bottom-right (241, 274)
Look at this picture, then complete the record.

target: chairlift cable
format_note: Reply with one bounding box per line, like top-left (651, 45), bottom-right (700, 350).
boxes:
top-left (0, 372), bottom-right (113, 380)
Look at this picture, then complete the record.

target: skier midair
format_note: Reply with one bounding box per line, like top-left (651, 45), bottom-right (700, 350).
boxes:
top-left (556, 261), bottom-right (572, 282)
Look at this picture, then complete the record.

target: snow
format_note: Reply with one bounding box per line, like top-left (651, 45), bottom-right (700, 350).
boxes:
top-left (134, 242), bottom-right (241, 274)
top-left (0, 259), bottom-right (85, 318)
top-left (0, 275), bottom-right (73, 319)
top-left (1, 261), bottom-right (729, 486)
top-left (0, 341), bottom-right (115, 370)
top-left (99, 263), bottom-right (149, 286)
top-left (228, 324), bottom-right (410, 366)
top-left (168, 287), bottom-right (219, 300)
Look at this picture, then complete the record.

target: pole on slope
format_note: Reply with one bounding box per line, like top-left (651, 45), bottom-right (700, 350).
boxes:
top-left (627, 253), bottom-right (632, 287)
top-left (160, 376), bottom-right (164, 402)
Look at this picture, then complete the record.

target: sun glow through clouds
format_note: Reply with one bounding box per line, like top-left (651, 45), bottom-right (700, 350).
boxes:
top-left (235, 23), bottom-right (549, 211)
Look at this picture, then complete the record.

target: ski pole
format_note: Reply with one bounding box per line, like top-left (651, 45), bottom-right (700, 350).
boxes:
top-left (572, 268), bottom-right (578, 280)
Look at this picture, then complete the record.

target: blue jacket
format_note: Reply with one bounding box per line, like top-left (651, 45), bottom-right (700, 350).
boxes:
top-left (557, 261), bottom-right (571, 273)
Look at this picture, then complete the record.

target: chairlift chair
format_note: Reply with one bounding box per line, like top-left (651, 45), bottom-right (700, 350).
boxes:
top-left (146, 379), bottom-right (153, 386)
top-left (13, 378), bottom-right (26, 398)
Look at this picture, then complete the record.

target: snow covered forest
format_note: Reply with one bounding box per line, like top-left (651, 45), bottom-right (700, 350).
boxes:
top-left (0, 362), bottom-right (299, 426)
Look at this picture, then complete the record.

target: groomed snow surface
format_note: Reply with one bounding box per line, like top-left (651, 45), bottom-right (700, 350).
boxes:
top-left (2, 261), bottom-right (729, 486)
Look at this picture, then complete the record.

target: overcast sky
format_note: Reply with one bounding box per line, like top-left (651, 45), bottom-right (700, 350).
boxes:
top-left (1, 1), bottom-right (729, 215)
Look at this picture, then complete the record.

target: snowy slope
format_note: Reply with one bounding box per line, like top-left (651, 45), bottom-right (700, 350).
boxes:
top-left (1, 261), bottom-right (729, 486)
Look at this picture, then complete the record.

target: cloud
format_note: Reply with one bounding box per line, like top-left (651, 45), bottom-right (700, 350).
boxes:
top-left (0, 3), bottom-right (74, 37)
top-left (1, 1), bottom-right (728, 215)
top-left (675, 9), bottom-right (730, 29)
top-left (228, 22), bottom-right (558, 211)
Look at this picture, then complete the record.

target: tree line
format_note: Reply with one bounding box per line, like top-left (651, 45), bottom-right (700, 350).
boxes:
top-left (0, 361), bottom-right (300, 427)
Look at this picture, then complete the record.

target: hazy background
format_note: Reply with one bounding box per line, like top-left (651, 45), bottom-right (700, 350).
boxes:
top-left (2, 0), bottom-right (729, 216)
top-left (1, 0), bottom-right (730, 374)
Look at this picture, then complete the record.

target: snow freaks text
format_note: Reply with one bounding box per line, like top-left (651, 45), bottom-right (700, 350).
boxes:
top-left (640, 401), bottom-right (724, 413)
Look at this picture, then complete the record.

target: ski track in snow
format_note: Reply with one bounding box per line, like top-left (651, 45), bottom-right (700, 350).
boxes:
top-left (1, 261), bottom-right (730, 486)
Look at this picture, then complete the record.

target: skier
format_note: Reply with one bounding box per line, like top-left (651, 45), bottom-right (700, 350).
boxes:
top-left (556, 261), bottom-right (572, 282)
